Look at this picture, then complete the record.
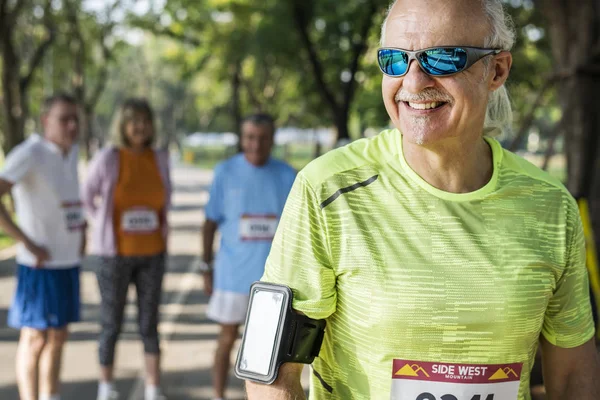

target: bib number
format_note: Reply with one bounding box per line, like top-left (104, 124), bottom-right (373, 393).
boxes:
top-left (62, 202), bottom-right (85, 231)
top-left (122, 208), bottom-right (159, 233)
top-left (239, 214), bottom-right (279, 241)
top-left (415, 394), bottom-right (495, 400)
top-left (390, 360), bottom-right (522, 400)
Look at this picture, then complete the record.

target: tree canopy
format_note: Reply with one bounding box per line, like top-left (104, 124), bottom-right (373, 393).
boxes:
top-left (1, 0), bottom-right (561, 147)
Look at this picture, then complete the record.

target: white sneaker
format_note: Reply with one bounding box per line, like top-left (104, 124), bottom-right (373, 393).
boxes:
top-left (146, 388), bottom-right (167, 400)
top-left (97, 390), bottom-right (119, 400)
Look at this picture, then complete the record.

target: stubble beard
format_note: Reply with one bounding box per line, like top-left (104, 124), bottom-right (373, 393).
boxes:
top-left (406, 115), bottom-right (431, 145)
top-left (396, 87), bottom-right (452, 145)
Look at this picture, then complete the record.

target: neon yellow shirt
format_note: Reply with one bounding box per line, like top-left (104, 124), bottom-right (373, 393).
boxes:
top-left (262, 129), bottom-right (594, 400)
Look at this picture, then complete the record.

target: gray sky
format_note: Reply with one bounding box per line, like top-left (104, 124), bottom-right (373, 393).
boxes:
top-left (82, 0), bottom-right (167, 45)
top-left (83, 0), bottom-right (166, 16)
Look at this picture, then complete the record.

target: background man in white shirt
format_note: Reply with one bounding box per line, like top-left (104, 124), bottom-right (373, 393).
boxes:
top-left (0, 93), bottom-right (85, 400)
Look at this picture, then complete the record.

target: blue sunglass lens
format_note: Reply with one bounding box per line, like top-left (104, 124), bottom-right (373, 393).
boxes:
top-left (419, 48), bottom-right (468, 75)
top-left (378, 49), bottom-right (409, 76)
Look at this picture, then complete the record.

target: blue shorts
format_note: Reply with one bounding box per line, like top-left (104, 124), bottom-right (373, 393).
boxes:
top-left (8, 264), bottom-right (81, 330)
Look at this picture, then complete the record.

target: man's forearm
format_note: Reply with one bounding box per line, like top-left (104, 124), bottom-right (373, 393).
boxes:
top-left (202, 220), bottom-right (217, 262)
top-left (246, 380), bottom-right (306, 400)
top-left (560, 358), bottom-right (600, 400)
top-left (80, 226), bottom-right (87, 257)
top-left (245, 363), bottom-right (305, 400)
top-left (550, 370), bottom-right (600, 400)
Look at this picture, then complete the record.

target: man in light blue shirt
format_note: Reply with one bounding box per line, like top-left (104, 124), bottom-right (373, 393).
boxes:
top-left (201, 113), bottom-right (296, 400)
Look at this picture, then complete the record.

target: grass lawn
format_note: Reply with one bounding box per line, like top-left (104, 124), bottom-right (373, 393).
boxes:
top-left (0, 231), bottom-right (15, 250)
top-left (184, 143), bottom-right (323, 171)
top-left (0, 194), bottom-right (16, 250)
top-left (183, 143), bottom-right (568, 183)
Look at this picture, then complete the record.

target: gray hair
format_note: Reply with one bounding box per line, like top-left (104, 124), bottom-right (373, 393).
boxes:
top-left (380, 0), bottom-right (516, 135)
top-left (242, 113), bottom-right (276, 137)
top-left (481, 0), bottom-right (515, 136)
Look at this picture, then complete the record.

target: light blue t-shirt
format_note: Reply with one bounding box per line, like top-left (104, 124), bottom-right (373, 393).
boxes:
top-left (205, 154), bottom-right (296, 294)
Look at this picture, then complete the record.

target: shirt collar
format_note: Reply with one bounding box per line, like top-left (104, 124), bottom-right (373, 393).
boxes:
top-left (35, 133), bottom-right (77, 158)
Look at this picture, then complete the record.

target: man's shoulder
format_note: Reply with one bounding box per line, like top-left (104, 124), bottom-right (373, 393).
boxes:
top-left (11, 135), bottom-right (43, 155)
top-left (497, 146), bottom-right (580, 219)
top-left (214, 154), bottom-right (242, 175)
top-left (0, 136), bottom-right (55, 184)
top-left (211, 154), bottom-right (249, 185)
top-left (300, 129), bottom-right (400, 189)
top-left (2, 136), bottom-right (46, 171)
top-left (269, 158), bottom-right (296, 176)
top-left (500, 147), bottom-right (570, 195)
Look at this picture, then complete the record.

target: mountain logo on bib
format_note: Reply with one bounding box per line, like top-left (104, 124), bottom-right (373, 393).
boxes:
top-left (395, 363), bottom-right (430, 378)
top-left (489, 367), bottom-right (519, 380)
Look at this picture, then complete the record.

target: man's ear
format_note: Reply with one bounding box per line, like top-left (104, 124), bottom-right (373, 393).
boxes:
top-left (489, 51), bottom-right (512, 91)
top-left (40, 113), bottom-right (49, 130)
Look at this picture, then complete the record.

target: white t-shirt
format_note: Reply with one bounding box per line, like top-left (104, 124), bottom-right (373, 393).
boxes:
top-left (0, 134), bottom-right (84, 268)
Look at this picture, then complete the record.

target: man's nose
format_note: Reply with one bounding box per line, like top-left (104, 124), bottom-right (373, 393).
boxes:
top-left (401, 60), bottom-right (436, 94)
top-left (245, 140), bottom-right (258, 150)
top-left (67, 118), bottom-right (79, 130)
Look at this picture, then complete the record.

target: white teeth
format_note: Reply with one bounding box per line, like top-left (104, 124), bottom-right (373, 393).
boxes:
top-left (407, 102), bottom-right (442, 110)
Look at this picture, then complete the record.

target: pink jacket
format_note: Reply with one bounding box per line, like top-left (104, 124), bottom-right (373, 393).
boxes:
top-left (81, 147), bottom-right (172, 256)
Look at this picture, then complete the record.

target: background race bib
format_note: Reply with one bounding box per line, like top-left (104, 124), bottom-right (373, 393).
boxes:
top-left (62, 202), bottom-right (85, 231)
top-left (122, 208), bottom-right (159, 233)
top-left (390, 359), bottom-right (522, 400)
top-left (239, 214), bottom-right (279, 241)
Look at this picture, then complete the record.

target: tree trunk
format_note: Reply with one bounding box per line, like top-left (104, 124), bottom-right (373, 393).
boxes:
top-left (1, 33), bottom-right (26, 154)
top-left (67, 0), bottom-right (89, 159)
top-left (232, 60), bottom-right (242, 151)
top-left (83, 106), bottom-right (94, 158)
top-left (335, 109), bottom-right (351, 143)
top-left (290, 0), bottom-right (380, 144)
top-left (162, 103), bottom-right (177, 151)
top-left (1, 74), bottom-right (27, 155)
top-left (312, 129), bottom-right (322, 158)
top-left (538, 0), bottom-right (600, 247)
top-left (0, 0), bottom-right (55, 155)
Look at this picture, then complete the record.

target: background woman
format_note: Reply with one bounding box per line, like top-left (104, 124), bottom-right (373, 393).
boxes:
top-left (82, 98), bottom-right (171, 400)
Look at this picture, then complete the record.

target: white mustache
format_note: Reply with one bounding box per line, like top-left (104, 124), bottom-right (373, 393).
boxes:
top-left (395, 88), bottom-right (453, 104)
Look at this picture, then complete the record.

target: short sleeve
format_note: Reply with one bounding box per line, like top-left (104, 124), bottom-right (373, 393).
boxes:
top-left (0, 141), bottom-right (35, 183)
top-left (262, 173), bottom-right (336, 320)
top-left (205, 164), bottom-right (224, 224)
top-left (541, 200), bottom-right (595, 347)
top-left (81, 148), bottom-right (111, 218)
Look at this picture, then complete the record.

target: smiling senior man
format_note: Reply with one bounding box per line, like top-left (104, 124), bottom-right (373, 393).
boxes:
top-left (244, 0), bottom-right (600, 399)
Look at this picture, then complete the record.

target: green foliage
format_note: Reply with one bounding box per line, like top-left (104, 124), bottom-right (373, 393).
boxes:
top-left (1, 0), bottom-right (124, 137)
top-left (1, 0), bottom-right (56, 134)
top-left (503, 1), bottom-right (559, 138)
top-left (2, 0), bottom-right (558, 152)
top-left (185, 142), bottom-right (321, 170)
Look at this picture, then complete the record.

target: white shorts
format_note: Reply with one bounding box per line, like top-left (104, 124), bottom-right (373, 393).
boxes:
top-left (207, 290), bottom-right (250, 325)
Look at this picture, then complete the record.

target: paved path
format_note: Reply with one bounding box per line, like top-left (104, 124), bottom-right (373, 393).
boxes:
top-left (0, 165), bottom-right (259, 400)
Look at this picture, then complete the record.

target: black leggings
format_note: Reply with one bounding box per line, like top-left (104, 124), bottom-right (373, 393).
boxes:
top-left (96, 253), bottom-right (165, 366)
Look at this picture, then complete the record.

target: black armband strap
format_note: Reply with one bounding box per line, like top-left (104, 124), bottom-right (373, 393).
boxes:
top-left (234, 282), bottom-right (327, 384)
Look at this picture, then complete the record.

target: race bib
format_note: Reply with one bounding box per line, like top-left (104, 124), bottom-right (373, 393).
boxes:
top-left (62, 202), bottom-right (85, 231)
top-left (121, 208), bottom-right (160, 234)
top-left (390, 359), bottom-right (522, 400)
top-left (239, 214), bottom-right (279, 241)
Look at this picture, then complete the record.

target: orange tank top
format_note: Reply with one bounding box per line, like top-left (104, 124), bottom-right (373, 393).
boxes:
top-left (114, 148), bottom-right (166, 256)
